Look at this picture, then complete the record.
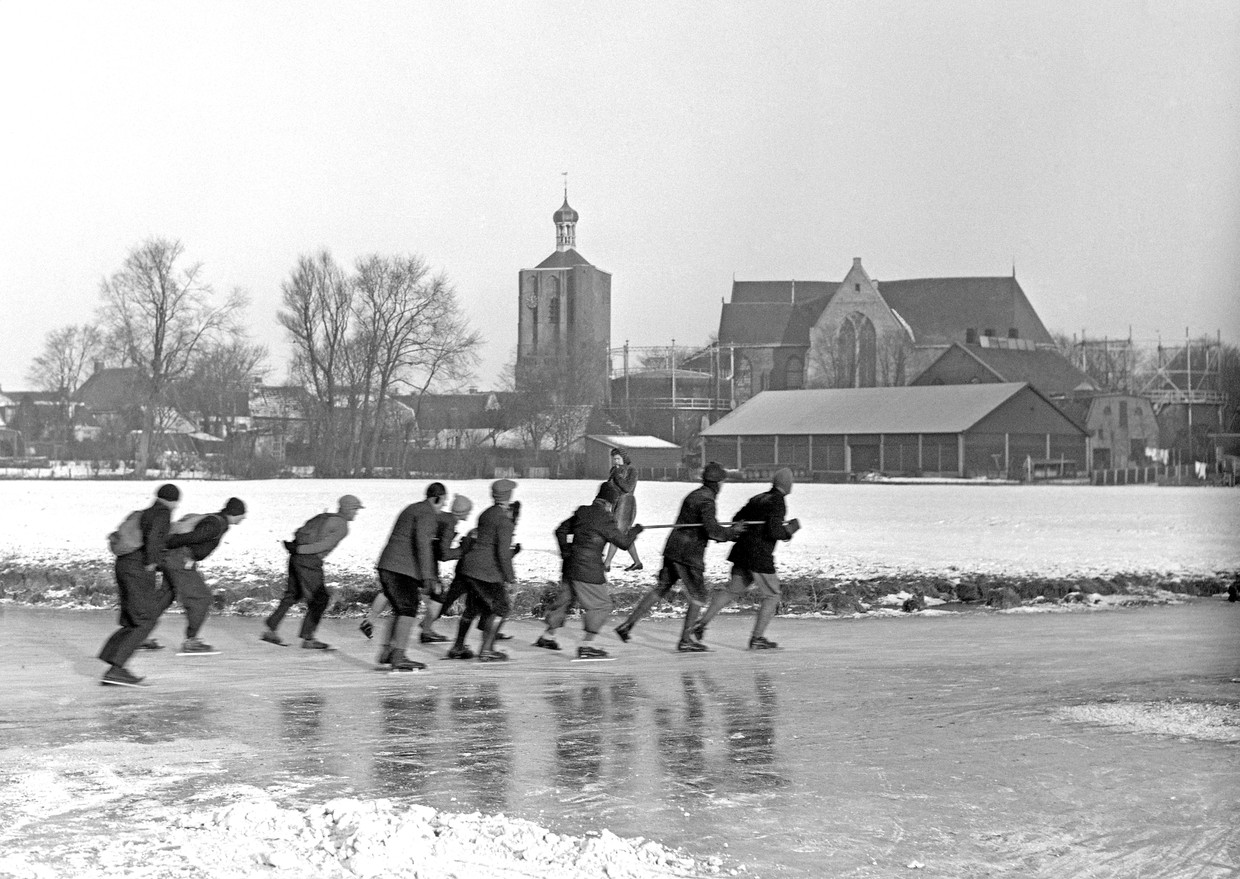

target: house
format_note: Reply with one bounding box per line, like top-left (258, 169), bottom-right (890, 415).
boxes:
top-left (1057, 393), bottom-right (1160, 470)
top-left (717, 259), bottom-right (1057, 402)
top-left (400, 390), bottom-right (512, 450)
top-left (247, 384), bottom-right (311, 462)
top-left (909, 342), bottom-right (1099, 397)
top-left (699, 383), bottom-right (1089, 479)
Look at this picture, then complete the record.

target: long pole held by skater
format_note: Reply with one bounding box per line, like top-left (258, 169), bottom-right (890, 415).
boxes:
top-left (638, 520), bottom-right (794, 530)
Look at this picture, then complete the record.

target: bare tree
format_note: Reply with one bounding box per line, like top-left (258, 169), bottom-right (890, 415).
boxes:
top-left (505, 346), bottom-right (595, 474)
top-left (278, 250), bottom-right (352, 476)
top-left (25, 324), bottom-right (105, 445)
top-left (98, 238), bottom-right (246, 474)
top-left (171, 339), bottom-right (269, 438)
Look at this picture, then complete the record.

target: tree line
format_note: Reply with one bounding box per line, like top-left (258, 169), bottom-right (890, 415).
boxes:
top-left (24, 237), bottom-right (480, 476)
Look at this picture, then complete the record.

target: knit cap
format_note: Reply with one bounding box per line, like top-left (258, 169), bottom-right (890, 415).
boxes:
top-left (491, 479), bottom-right (516, 503)
top-left (450, 495), bottom-right (473, 517)
top-left (222, 497), bottom-right (247, 517)
top-left (156, 483), bottom-right (180, 502)
top-left (772, 468), bottom-right (794, 495)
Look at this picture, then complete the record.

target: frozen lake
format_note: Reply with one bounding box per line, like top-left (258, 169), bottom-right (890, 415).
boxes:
top-left (1, 479), bottom-right (1237, 584)
top-left (1, 603), bottom-right (1237, 877)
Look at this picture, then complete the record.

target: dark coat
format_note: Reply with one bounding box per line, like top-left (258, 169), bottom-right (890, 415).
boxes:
top-left (556, 501), bottom-right (639, 585)
top-left (458, 504), bottom-right (515, 584)
top-left (165, 513), bottom-right (229, 562)
top-left (727, 489), bottom-right (793, 574)
top-left (432, 511), bottom-right (464, 578)
top-left (138, 502), bottom-right (173, 568)
top-left (376, 500), bottom-right (440, 581)
top-left (661, 482), bottom-right (736, 570)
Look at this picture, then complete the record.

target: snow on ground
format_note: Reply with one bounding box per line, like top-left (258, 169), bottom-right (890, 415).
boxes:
top-left (1, 479), bottom-right (1237, 586)
top-left (0, 740), bottom-right (716, 879)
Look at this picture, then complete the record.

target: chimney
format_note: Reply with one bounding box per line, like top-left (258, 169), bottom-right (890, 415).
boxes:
top-left (852, 257), bottom-right (862, 267)
top-left (468, 386), bottom-right (478, 394)
top-left (93, 360), bottom-right (105, 374)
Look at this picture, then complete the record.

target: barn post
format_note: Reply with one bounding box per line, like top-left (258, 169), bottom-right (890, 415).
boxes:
top-left (957, 433), bottom-right (965, 477)
top-left (773, 434), bottom-right (780, 465)
top-left (736, 435), bottom-right (742, 469)
top-left (879, 434), bottom-right (885, 472)
top-left (1004, 433), bottom-right (1010, 476)
top-left (917, 434), bottom-right (924, 471)
top-left (808, 434), bottom-right (814, 472)
top-left (844, 434), bottom-right (851, 474)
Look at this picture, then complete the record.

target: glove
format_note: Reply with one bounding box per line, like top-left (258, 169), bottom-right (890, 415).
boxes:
top-left (630, 524), bottom-right (644, 537)
top-left (511, 543), bottom-right (522, 556)
top-left (282, 540), bottom-right (296, 554)
top-left (509, 500), bottom-right (521, 525)
top-left (786, 518), bottom-right (801, 536)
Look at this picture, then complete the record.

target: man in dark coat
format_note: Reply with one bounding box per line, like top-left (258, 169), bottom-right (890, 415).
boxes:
top-left (614, 461), bottom-right (740, 651)
top-left (262, 494), bottom-right (363, 650)
top-left (451, 479), bottom-right (517, 662)
top-left (163, 497), bottom-right (247, 655)
top-left (536, 482), bottom-right (643, 659)
top-left (695, 468), bottom-right (800, 650)
top-left (602, 448), bottom-right (643, 572)
top-left (374, 483), bottom-right (445, 671)
top-left (98, 483), bottom-right (180, 686)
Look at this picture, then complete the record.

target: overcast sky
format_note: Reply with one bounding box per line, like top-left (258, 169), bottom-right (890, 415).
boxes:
top-left (2, 1), bottom-right (1237, 393)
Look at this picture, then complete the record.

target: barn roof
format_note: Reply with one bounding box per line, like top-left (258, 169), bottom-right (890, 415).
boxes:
top-left (701, 383), bottom-right (1046, 436)
top-left (911, 343), bottom-right (1099, 395)
top-left (586, 434), bottom-right (682, 450)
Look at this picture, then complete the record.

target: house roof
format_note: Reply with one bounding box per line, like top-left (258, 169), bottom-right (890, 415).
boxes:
top-left (877, 277), bottom-right (1055, 346)
top-left (535, 248), bottom-right (594, 269)
top-left (701, 383), bottom-right (1046, 436)
top-left (74, 367), bottom-right (147, 410)
top-left (403, 392), bottom-right (513, 431)
top-left (586, 434), bottom-right (682, 450)
top-left (912, 343), bottom-right (1099, 395)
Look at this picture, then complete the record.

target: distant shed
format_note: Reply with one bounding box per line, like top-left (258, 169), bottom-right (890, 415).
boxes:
top-left (699, 383), bottom-right (1088, 479)
top-left (584, 435), bottom-right (683, 478)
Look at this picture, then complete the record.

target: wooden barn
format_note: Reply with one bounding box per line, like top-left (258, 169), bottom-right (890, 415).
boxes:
top-left (699, 383), bottom-right (1088, 479)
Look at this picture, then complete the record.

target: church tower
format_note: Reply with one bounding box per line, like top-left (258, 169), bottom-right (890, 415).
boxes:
top-left (516, 189), bottom-right (611, 402)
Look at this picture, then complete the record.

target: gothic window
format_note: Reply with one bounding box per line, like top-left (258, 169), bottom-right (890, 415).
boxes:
top-left (549, 296), bottom-right (560, 325)
top-left (837, 312), bottom-right (877, 388)
top-left (735, 356), bottom-right (753, 403)
top-left (785, 355), bottom-right (804, 389)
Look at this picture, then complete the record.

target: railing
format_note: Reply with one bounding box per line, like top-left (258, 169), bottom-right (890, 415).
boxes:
top-left (1146, 389), bottom-right (1228, 406)
top-left (609, 397), bottom-right (730, 410)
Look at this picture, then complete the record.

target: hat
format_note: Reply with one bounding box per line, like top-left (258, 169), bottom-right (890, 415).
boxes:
top-left (701, 462), bottom-right (728, 484)
top-left (596, 481), bottom-right (621, 506)
top-left (156, 483), bottom-right (180, 502)
top-left (450, 495), bottom-right (473, 517)
top-left (772, 468), bottom-right (794, 495)
top-left (491, 479), bottom-right (516, 503)
top-left (339, 494), bottom-right (363, 511)
top-left (222, 497), bottom-right (247, 517)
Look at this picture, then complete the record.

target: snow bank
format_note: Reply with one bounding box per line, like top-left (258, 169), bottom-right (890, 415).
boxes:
top-left (0, 741), bottom-right (720, 879)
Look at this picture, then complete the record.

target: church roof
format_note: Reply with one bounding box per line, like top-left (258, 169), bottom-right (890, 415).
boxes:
top-left (877, 276), bottom-right (1054, 346)
top-left (553, 198), bottom-right (579, 224)
top-left (535, 248), bottom-right (593, 269)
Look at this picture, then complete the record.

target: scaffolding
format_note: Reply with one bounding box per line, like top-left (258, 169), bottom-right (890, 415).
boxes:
top-left (1140, 331), bottom-right (1228, 410)
top-left (1070, 332), bottom-right (1135, 393)
top-left (608, 341), bottom-right (731, 410)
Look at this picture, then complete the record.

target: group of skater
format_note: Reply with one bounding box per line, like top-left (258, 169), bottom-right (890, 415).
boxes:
top-left (98, 447), bottom-right (799, 686)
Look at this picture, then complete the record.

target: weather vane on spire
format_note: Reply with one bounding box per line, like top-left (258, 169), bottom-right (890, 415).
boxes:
top-left (562, 171), bottom-right (569, 200)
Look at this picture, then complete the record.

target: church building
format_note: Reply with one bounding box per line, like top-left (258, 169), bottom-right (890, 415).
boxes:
top-left (516, 192), bottom-right (612, 402)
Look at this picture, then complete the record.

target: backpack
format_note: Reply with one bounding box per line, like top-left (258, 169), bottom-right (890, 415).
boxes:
top-left (108, 509), bottom-right (144, 556)
top-left (294, 512), bottom-right (339, 546)
top-left (170, 512), bottom-right (216, 536)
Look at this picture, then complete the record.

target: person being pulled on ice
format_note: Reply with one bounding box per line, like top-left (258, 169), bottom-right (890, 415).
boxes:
top-left (602, 448), bottom-right (643, 572)
top-left (694, 467), bottom-right (800, 650)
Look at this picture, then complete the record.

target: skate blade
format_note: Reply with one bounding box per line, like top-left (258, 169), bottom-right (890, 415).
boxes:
top-left (570, 656), bottom-right (617, 663)
top-left (101, 678), bottom-right (151, 688)
top-left (175, 651), bottom-right (222, 657)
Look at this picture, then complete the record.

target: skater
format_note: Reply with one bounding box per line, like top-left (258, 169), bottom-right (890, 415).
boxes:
top-left (535, 482), bottom-right (643, 660)
top-left (373, 483), bottom-right (446, 671)
top-left (694, 468), bottom-right (800, 650)
top-left (162, 497), bottom-right (247, 655)
top-left (614, 461), bottom-right (740, 651)
top-left (417, 493), bottom-right (473, 643)
top-left (450, 479), bottom-right (517, 662)
top-left (602, 449), bottom-right (642, 572)
top-left (262, 494), bottom-right (364, 649)
top-left (98, 483), bottom-right (180, 687)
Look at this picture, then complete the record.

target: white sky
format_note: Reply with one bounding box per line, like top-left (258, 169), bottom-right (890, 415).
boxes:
top-left (2, 1), bottom-right (1237, 393)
